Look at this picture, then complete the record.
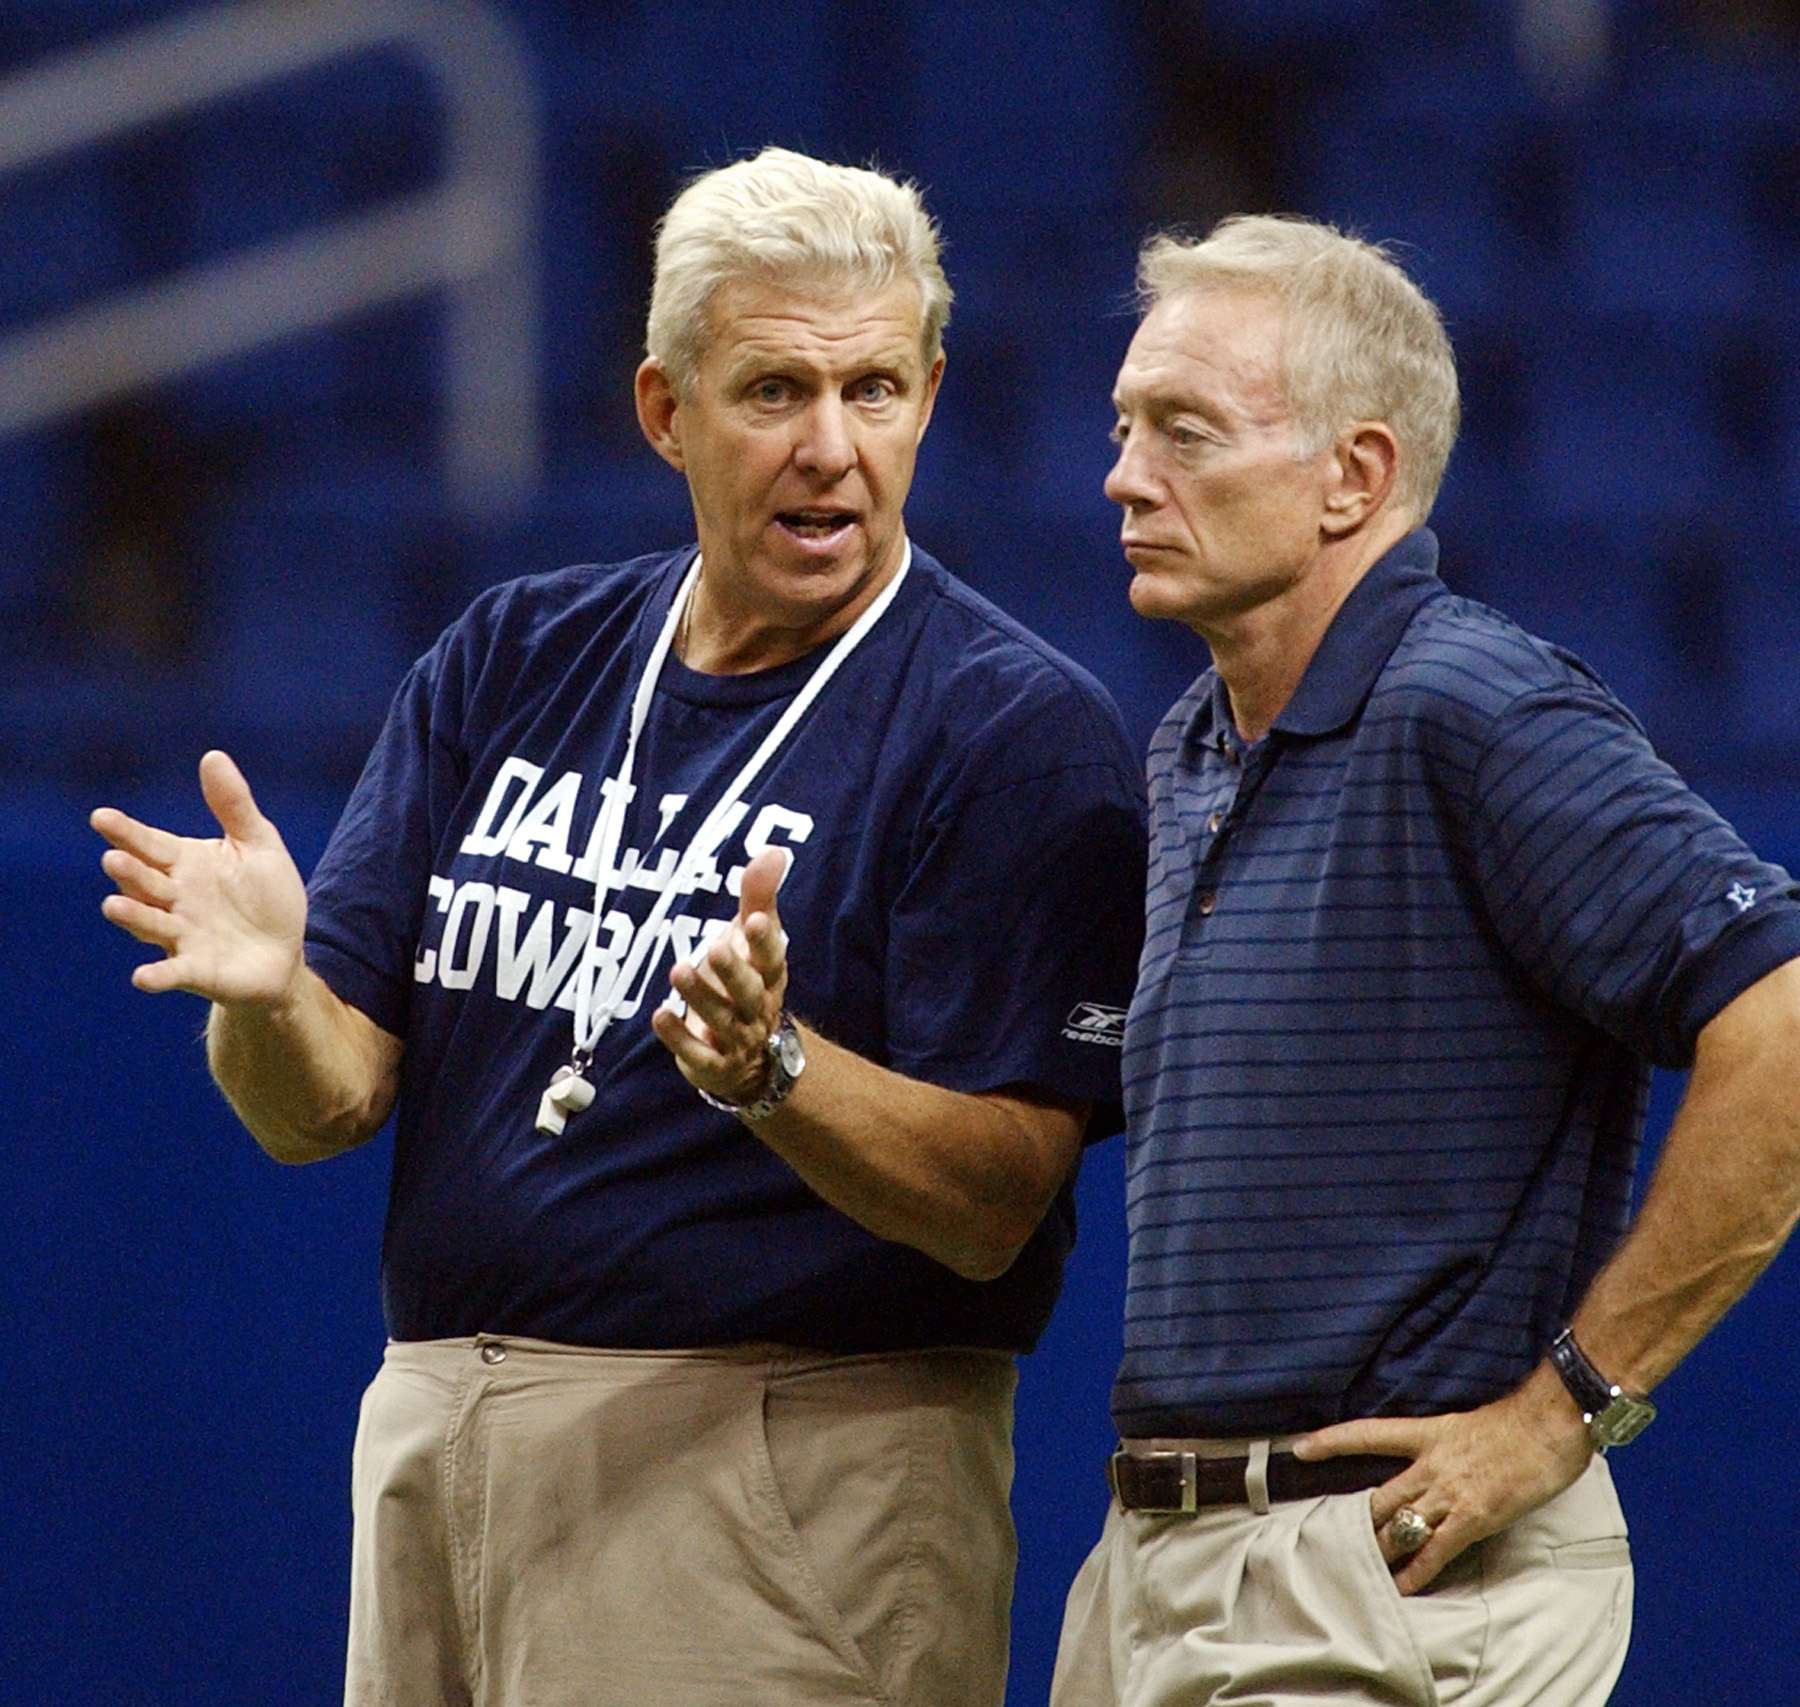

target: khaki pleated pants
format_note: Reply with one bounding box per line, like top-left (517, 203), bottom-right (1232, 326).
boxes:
top-left (1052, 1453), bottom-right (1632, 1707)
top-left (345, 1336), bottom-right (1017, 1707)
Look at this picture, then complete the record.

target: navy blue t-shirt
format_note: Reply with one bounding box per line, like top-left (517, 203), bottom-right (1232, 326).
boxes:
top-left (1116, 531), bottom-right (1800, 1436)
top-left (305, 545), bottom-right (1146, 1353)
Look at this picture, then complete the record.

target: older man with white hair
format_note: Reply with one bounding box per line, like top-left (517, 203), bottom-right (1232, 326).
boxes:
top-left (1052, 214), bottom-right (1800, 1707)
top-left (92, 148), bottom-right (1145, 1707)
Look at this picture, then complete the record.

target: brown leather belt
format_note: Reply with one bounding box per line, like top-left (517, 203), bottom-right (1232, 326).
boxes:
top-left (1108, 1448), bottom-right (1410, 1514)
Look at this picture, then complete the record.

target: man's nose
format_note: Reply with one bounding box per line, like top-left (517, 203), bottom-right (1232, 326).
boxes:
top-left (794, 395), bottom-right (856, 477)
top-left (1104, 430), bottom-right (1153, 507)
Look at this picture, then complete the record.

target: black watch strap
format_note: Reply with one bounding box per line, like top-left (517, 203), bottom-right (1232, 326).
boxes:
top-left (1549, 1326), bottom-right (1656, 1449)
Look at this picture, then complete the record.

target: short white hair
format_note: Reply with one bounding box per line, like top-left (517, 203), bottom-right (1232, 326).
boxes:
top-left (1137, 215), bottom-right (1460, 521)
top-left (646, 147), bottom-right (952, 395)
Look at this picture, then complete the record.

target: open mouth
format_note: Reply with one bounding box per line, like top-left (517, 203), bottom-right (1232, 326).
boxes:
top-left (777, 509), bottom-right (858, 541)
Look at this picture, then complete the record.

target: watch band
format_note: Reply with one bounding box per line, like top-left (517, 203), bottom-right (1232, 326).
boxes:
top-left (696, 1013), bottom-right (805, 1123)
top-left (1549, 1326), bottom-right (1657, 1449)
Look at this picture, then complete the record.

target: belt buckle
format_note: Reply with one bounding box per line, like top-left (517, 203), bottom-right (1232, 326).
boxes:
top-left (1110, 1448), bottom-right (1200, 1514)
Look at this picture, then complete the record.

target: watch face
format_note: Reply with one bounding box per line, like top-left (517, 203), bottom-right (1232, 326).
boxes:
top-left (773, 1023), bottom-right (806, 1077)
top-left (1592, 1392), bottom-right (1657, 1448)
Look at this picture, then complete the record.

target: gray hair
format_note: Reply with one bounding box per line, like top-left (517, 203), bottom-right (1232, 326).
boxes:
top-left (646, 147), bottom-right (952, 395)
top-left (1137, 215), bottom-right (1460, 521)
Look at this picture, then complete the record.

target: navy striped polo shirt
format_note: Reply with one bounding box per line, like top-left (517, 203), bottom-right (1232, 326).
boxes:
top-left (1116, 530), bottom-right (1800, 1438)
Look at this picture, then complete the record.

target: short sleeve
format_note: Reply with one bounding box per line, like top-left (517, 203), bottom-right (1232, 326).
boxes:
top-left (304, 641), bottom-right (466, 1038)
top-left (1467, 681), bottom-right (1800, 1067)
top-left (883, 753), bottom-right (1147, 1116)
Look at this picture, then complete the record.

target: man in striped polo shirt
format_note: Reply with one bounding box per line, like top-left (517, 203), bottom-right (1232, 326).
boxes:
top-left (1052, 214), bottom-right (1800, 1706)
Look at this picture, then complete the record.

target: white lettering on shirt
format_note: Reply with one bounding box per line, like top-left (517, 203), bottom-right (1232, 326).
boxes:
top-left (460, 757), bottom-right (544, 857)
top-left (418, 755), bottom-right (816, 1019)
top-left (504, 770), bottom-right (584, 874)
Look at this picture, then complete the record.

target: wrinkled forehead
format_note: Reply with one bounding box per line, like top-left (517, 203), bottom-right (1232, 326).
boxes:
top-left (699, 268), bottom-right (932, 359)
top-left (1115, 286), bottom-right (1291, 416)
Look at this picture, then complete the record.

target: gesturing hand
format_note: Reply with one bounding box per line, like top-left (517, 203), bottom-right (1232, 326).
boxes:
top-left (91, 749), bottom-right (308, 1007)
top-left (1291, 1363), bottom-right (1594, 1594)
top-left (652, 846), bottom-right (792, 1106)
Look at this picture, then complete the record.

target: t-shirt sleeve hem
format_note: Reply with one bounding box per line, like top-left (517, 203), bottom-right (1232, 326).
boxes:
top-left (1674, 906), bottom-right (1800, 1054)
top-left (304, 938), bottom-right (409, 1040)
top-left (886, 1046), bottom-right (1127, 1115)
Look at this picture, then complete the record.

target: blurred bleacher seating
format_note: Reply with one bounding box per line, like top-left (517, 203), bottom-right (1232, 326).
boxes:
top-left (0, 0), bottom-right (1795, 786)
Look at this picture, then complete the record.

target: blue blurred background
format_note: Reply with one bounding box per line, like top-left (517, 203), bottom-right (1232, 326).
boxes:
top-left (3, 1), bottom-right (1797, 1702)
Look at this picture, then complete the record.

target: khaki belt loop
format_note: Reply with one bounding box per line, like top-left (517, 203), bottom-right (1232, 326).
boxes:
top-left (1180, 1450), bottom-right (1198, 1513)
top-left (1244, 1438), bottom-right (1271, 1515)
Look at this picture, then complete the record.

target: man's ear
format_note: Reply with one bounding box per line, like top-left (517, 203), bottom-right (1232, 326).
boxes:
top-left (636, 358), bottom-right (686, 471)
top-left (914, 348), bottom-right (947, 443)
top-left (1321, 421), bottom-right (1400, 537)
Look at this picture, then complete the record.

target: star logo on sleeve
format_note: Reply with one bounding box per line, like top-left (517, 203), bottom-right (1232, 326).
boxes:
top-left (1726, 882), bottom-right (1757, 914)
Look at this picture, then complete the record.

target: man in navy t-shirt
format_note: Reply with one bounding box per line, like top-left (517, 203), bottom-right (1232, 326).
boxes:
top-left (93, 148), bottom-right (1145, 1707)
top-left (1052, 215), bottom-right (1800, 1707)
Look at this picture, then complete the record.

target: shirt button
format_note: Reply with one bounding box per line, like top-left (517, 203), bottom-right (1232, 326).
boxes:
top-left (1197, 891), bottom-right (1217, 916)
top-left (1207, 811), bottom-right (1223, 834)
top-left (480, 1342), bottom-right (507, 1365)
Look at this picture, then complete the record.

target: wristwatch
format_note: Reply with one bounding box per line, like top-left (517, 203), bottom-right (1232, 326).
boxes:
top-left (697, 1013), bottom-right (806, 1123)
top-left (1549, 1326), bottom-right (1657, 1449)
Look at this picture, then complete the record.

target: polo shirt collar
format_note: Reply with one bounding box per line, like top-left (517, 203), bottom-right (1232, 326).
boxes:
top-left (1270, 528), bottom-right (1446, 738)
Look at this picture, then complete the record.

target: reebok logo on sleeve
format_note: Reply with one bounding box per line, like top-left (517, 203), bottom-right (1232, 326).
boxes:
top-left (1062, 1003), bottom-right (1127, 1046)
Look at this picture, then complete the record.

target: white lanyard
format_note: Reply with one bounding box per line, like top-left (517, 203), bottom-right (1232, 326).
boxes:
top-left (571, 542), bottom-right (912, 1065)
